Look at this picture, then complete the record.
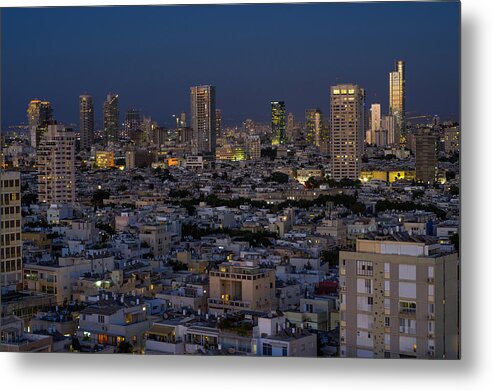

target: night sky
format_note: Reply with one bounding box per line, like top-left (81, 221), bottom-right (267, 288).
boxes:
top-left (1, 2), bottom-right (460, 130)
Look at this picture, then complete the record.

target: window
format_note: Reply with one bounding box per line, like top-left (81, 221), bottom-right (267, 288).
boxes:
top-left (385, 317), bottom-right (390, 327)
top-left (357, 260), bottom-right (373, 276)
top-left (399, 264), bottom-right (416, 281)
top-left (262, 343), bottom-right (272, 356)
top-left (98, 315), bottom-right (105, 324)
top-left (399, 282), bottom-right (417, 299)
top-left (282, 346), bottom-right (288, 357)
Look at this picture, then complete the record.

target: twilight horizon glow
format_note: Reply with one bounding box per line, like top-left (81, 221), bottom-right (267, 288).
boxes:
top-left (1, 2), bottom-right (460, 129)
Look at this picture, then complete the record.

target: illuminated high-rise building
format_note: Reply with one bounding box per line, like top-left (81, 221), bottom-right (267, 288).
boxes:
top-left (103, 93), bottom-right (119, 145)
top-left (27, 100), bottom-right (53, 148)
top-left (179, 112), bottom-right (187, 128)
top-left (389, 60), bottom-right (406, 140)
top-left (271, 101), bottom-right (286, 146)
top-left (330, 84), bottom-right (365, 181)
top-left (0, 170), bottom-right (22, 293)
top-left (305, 108), bottom-right (324, 147)
top-left (79, 95), bottom-right (94, 150)
top-left (37, 124), bottom-right (76, 205)
top-left (190, 85), bottom-right (216, 155)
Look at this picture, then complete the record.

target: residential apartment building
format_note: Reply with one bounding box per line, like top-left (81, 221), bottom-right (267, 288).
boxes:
top-left (330, 84), bottom-right (365, 181)
top-left (190, 85), bottom-right (216, 155)
top-left (0, 171), bottom-right (22, 293)
top-left (138, 224), bottom-right (171, 258)
top-left (76, 296), bottom-right (151, 352)
top-left (339, 234), bottom-right (459, 359)
top-left (208, 261), bottom-right (276, 314)
top-left (37, 124), bottom-right (76, 205)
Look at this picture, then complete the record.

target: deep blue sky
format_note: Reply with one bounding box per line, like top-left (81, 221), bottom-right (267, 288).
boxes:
top-left (1, 2), bottom-right (460, 129)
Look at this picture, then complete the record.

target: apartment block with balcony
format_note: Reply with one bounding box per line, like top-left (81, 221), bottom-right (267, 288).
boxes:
top-left (208, 261), bottom-right (276, 315)
top-left (339, 233), bottom-right (459, 359)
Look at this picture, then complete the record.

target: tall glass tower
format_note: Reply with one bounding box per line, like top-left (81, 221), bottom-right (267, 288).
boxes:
top-left (79, 95), bottom-right (94, 151)
top-left (389, 60), bottom-right (406, 141)
top-left (103, 93), bottom-right (120, 145)
top-left (271, 101), bottom-right (286, 146)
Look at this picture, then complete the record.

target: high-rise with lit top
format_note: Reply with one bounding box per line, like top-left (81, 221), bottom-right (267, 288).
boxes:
top-left (389, 60), bottom-right (406, 141)
top-left (271, 101), bottom-right (286, 146)
top-left (27, 100), bottom-right (53, 148)
top-left (330, 84), bottom-right (365, 181)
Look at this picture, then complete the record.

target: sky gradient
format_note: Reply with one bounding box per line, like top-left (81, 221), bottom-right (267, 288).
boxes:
top-left (1, 2), bottom-right (460, 129)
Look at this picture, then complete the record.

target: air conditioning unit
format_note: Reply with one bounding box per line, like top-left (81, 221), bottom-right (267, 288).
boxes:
top-left (427, 314), bottom-right (435, 320)
top-left (427, 278), bottom-right (434, 283)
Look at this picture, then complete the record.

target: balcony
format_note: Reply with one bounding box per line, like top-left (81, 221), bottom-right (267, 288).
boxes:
top-left (208, 298), bottom-right (251, 309)
top-left (399, 308), bottom-right (416, 316)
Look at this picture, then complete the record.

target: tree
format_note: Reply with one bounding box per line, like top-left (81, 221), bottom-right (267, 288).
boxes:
top-left (269, 172), bottom-right (289, 184)
top-left (22, 193), bottom-right (38, 206)
top-left (449, 185), bottom-right (459, 196)
top-left (321, 249), bottom-right (340, 268)
top-left (91, 189), bottom-right (110, 208)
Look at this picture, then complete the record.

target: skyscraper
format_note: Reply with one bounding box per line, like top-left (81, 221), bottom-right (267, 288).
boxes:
top-left (0, 170), bottom-right (22, 293)
top-left (79, 95), bottom-right (94, 150)
top-left (382, 115), bottom-right (399, 145)
top-left (271, 101), bottom-right (286, 146)
top-left (124, 109), bottom-right (142, 143)
top-left (190, 85), bottom-right (216, 155)
top-left (141, 116), bottom-right (157, 145)
top-left (246, 135), bottom-right (261, 160)
top-left (415, 130), bottom-right (438, 184)
top-left (27, 100), bottom-right (53, 148)
top-left (37, 124), bottom-right (76, 205)
top-left (389, 60), bottom-right (406, 140)
top-left (179, 112), bottom-right (187, 128)
top-left (215, 109), bottom-right (222, 138)
top-left (103, 93), bottom-right (119, 145)
top-left (330, 84), bottom-right (365, 181)
top-left (286, 112), bottom-right (295, 142)
top-left (368, 103), bottom-right (381, 145)
top-left (305, 108), bottom-right (324, 147)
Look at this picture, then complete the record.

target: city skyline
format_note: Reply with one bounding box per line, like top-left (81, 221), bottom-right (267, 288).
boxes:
top-left (1, 2), bottom-right (460, 129)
